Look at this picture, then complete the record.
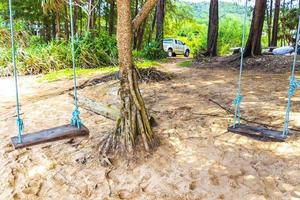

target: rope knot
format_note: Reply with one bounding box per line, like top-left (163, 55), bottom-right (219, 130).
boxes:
top-left (288, 78), bottom-right (300, 97)
top-left (16, 117), bottom-right (24, 143)
top-left (71, 108), bottom-right (81, 129)
top-left (233, 95), bottom-right (243, 106)
top-left (16, 117), bottom-right (24, 133)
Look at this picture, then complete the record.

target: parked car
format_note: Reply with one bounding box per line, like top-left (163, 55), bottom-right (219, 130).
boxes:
top-left (163, 39), bottom-right (190, 57)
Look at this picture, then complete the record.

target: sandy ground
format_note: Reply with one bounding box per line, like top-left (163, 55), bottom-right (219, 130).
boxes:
top-left (1, 58), bottom-right (300, 200)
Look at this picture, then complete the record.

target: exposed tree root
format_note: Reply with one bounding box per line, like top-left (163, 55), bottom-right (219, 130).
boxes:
top-left (99, 66), bottom-right (159, 164)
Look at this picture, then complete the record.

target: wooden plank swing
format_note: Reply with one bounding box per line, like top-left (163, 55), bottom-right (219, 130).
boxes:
top-left (11, 125), bottom-right (89, 149)
top-left (227, 1), bottom-right (300, 141)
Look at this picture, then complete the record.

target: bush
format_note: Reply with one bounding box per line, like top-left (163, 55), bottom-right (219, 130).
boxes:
top-left (76, 32), bottom-right (118, 68)
top-left (142, 41), bottom-right (167, 60)
top-left (17, 41), bottom-right (71, 75)
top-left (132, 50), bottom-right (144, 61)
top-left (0, 32), bottom-right (119, 76)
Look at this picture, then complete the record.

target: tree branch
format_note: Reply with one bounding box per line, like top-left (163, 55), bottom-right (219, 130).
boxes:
top-left (132, 0), bottom-right (158, 31)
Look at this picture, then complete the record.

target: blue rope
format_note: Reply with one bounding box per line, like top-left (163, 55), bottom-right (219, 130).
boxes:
top-left (233, 0), bottom-right (248, 128)
top-left (283, 15), bottom-right (300, 137)
top-left (69, 0), bottom-right (82, 129)
top-left (9, 0), bottom-right (23, 143)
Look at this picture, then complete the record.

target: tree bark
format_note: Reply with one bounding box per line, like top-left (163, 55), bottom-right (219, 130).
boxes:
top-left (100, 0), bottom-right (157, 157)
top-left (55, 13), bottom-right (61, 39)
top-left (137, 21), bottom-right (147, 50)
top-left (148, 8), bottom-right (157, 43)
top-left (133, 0), bottom-right (139, 49)
top-left (205, 0), bottom-right (219, 57)
top-left (109, 0), bottom-right (116, 36)
top-left (282, 0), bottom-right (286, 46)
top-left (267, 0), bottom-right (273, 47)
top-left (74, 0), bottom-right (78, 34)
top-left (64, 4), bottom-right (69, 41)
top-left (87, 0), bottom-right (95, 31)
top-left (271, 0), bottom-right (280, 47)
top-left (155, 0), bottom-right (165, 42)
top-left (133, 0), bottom-right (158, 31)
top-left (79, 7), bottom-right (83, 35)
top-left (51, 13), bottom-right (56, 40)
top-left (98, 0), bottom-right (102, 33)
top-left (43, 15), bottom-right (51, 42)
top-left (244, 0), bottom-right (267, 57)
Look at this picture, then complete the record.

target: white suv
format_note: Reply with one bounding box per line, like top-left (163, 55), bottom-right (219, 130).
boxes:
top-left (163, 39), bottom-right (190, 57)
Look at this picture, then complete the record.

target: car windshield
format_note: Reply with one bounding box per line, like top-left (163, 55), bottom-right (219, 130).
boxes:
top-left (163, 39), bottom-right (173, 44)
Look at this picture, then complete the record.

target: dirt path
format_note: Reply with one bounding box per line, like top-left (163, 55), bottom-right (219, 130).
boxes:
top-left (1, 58), bottom-right (300, 200)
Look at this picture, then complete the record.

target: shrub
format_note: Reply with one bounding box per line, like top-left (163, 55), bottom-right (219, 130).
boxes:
top-left (142, 41), bottom-right (167, 60)
top-left (0, 32), bottom-right (119, 76)
top-left (133, 50), bottom-right (144, 61)
top-left (76, 32), bottom-right (118, 68)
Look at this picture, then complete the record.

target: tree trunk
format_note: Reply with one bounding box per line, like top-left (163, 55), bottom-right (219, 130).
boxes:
top-left (267, 0), bottom-right (273, 47)
top-left (92, 2), bottom-right (97, 31)
top-left (148, 8), bottom-right (157, 43)
top-left (98, 0), bottom-right (102, 33)
top-left (205, 0), bottom-right (219, 57)
top-left (105, 1), bottom-right (109, 32)
top-left (271, 0), bottom-right (280, 47)
top-left (79, 7), bottom-right (83, 35)
top-left (137, 21), bottom-right (147, 50)
top-left (109, 0), bottom-right (116, 36)
top-left (133, 0), bottom-right (139, 49)
top-left (55, 13), bottom-right (61, 39)
top-left (100, 0), bottom-right (158, 157)
top-left (283, 0), bottom-right (286, 46)
top-left (74, 0), bottom-right (78, 34)
top-left (51, 13), bottom-right (56, 40)
top-left (87, 0), bottom-right (95, 31)
top-left (43, 15), bottom-right (51, 42)
top-left (155, 0), bottom-right (165, 42)
top-left (64, 5), bottom-right (69, 41)
top-left (244, 0), bottom-right (267, 57)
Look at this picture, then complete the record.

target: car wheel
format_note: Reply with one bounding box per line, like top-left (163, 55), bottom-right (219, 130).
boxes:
top-left (184, 50), bottom-right (190, 57)
top-left (168, 49), bottom-right (173, 57)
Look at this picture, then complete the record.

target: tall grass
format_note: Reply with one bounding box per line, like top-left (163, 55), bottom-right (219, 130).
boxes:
top-left (0, 29), bottom-right (119, 76)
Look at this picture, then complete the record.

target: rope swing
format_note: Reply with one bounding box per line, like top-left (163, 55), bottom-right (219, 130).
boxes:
top-left (9, 0), bottom-right (89, 149)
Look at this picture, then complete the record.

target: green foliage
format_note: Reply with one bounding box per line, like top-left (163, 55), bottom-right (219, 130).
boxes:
top-left (132, 50), bottom-right (144, 61)
top-left (76, 32), bottom-right (118, 68)
top-left (191, 1), bottom-right (246, 19)
top-left (164, 1), bottom-right (253, 56)
top-left (0, 31), bottom-right (119, 76)
top-left (165, 1), bottom-right (206, 54)
top-left (218, 16), bottom-right (245, 55)
top-left (279, 8), bottom-right (299, 44)
top-left (142, 41), bottom-right (167, 60)
top-left (17, 41), bottom-right (71, 75)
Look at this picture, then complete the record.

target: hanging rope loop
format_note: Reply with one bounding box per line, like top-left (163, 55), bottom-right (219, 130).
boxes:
top-left (16, 117), bottom-right (24, 143)
top-left (288, 77), bottom-right (300, 97)
top-left (9, 0), bottom-right (24, 143)
top-left (69, 0), bottom-right (82, 129)
top-left (282, 14), bottom-right (300, 137)
top-left (232, 0), bottom-right (248, 127)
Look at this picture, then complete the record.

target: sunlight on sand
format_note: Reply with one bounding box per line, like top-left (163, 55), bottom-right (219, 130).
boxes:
top-left (28, 160), bottom-right (55, 178)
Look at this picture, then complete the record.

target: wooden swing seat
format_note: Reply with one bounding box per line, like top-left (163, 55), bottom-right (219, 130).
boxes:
top-left (228, 124), bottom-right (287, 141)
top-left (11, 124), bottom-right (89, 149)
